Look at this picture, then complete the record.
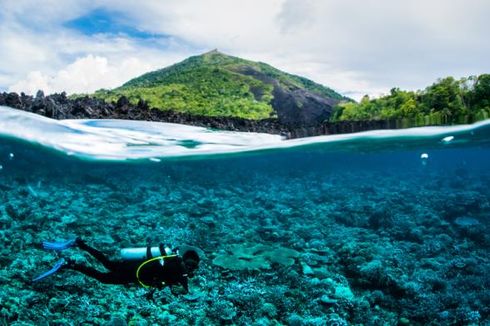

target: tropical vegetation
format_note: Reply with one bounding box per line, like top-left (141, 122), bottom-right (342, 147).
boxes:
top-left (91, 50), bottom-right (346, 120)
top-left (86, 50), bottom-right (489, 126)
top-left (331, 74), bottom-right (490, 124)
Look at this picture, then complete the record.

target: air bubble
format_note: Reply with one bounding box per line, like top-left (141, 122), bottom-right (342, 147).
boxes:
top-left (442, 136), bottom-right (454, 143)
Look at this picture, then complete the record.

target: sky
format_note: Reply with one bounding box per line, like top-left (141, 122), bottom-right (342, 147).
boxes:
top-left (0, 0), bottom-right (489, 101)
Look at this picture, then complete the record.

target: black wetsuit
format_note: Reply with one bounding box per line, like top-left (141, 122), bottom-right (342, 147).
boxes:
top-left (68, 240), bottom-right (190, 291)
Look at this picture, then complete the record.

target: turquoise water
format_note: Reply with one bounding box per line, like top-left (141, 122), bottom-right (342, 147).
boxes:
top-left (0, 106), bottom-right (489, 325)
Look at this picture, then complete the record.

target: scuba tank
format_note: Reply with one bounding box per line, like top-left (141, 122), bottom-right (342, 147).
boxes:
top-left (120, 244), bottom-right (174, 261)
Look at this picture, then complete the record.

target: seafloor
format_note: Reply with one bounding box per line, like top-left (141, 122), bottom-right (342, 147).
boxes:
top-left (0, 142), bottom-right (489, 325)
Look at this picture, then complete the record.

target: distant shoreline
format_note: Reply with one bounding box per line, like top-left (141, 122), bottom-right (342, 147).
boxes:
top-left (0, 91), bottom-right (485, 139)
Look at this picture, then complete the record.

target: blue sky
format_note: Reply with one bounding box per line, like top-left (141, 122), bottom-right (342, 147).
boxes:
top-left (1, 0), bottom-right (489, 100)
top-left (64, 8), bottom-right (159, 39)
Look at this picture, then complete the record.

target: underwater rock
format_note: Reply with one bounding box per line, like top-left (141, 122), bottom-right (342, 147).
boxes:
top-left (0, 183), bottom-right (12, 191)
top-left (259, 302), bottom-right (278, 318)
top-left (319, 294), bottom-right (338, 306)
top-left (334, 284), bottom-right (354, 301)
top-left (0, 212), bottom-right (12, 227)
top-left (453, 216), bottom-right (480, 227)
top-left (301, 262), bottom-right (314, 276)
top-left (158, 311), bottom-right (177, 324)
top-left (321, 278), bottom-right (355, 302)
top-left (287, 313), bottom-right (327, 326)
top-left (61, 214), bottom-right (77, 224)
top-left (104, 316), bottom-right (127, 326)
top-left (205, 300), bottom-right (238, 322)
top-left (5, 204), bottom-right (28, 220)
top-left (48, 297), bottom-right (70, 312)
top-left (358, 260), bottom-right (384, 281)
top-left (453, 216), bottom-right (486, 242)
top-left (213, 246), bottom-right (270, 270)
top-left (325, 313), bottom-right (348, 326)
top-left (200, 216), bottom-right (216, 228)
top-left (182, 292), bottom-right (204, 302)
top-left (212, 244), bottom-right (299, 270)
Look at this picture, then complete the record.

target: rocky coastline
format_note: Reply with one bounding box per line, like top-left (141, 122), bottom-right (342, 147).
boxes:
top-left (0, 91), bottom-right (448, 139)
top-left (0, 91), bottom-right (294, 134)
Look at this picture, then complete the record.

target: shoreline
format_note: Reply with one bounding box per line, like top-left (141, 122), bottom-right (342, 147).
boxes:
top-left (0, 91), bottom-right (484, 139)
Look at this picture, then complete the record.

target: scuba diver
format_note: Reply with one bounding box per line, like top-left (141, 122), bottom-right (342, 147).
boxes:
top-left (33, 238), bottom-right (200, 294)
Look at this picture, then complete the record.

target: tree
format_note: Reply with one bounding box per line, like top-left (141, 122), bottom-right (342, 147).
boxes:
top-left (400, 97), bottom-right (418, 117)
top-left (330, 74), bottom-right (489, 124)
top-left (471, 74), bottom-right (490, 110)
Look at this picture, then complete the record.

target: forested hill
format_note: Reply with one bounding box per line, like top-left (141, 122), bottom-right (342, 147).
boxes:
top-left (332, 74), bottom-right (490, 124)
top-left (5, 50), bottom-right (486, 134)
top-left (92, 50), bottom-right (350, 126)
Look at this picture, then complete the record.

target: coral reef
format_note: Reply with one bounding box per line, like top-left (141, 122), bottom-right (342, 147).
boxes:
top-left (0, 138), bottom-right (488, 325)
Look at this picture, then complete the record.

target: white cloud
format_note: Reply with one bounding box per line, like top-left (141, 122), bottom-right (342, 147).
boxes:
top-left (102, 0), bottom-right (490, 97)
top-left (1, 0), bottom-right (489, 99)
top-left (9, 55), bottom-right (156, 95)
top-left (0, 3), bottom-right (194, 94)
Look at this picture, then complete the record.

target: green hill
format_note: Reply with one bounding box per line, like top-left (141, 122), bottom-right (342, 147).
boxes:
top-left (92, 50), bottom-right (349, 124)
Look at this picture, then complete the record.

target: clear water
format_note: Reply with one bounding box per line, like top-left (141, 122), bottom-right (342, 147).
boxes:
top-left (0, 106), bottom-right (488, 325)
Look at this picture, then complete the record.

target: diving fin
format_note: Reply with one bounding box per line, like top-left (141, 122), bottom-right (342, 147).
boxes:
top-left (32, 258), bottom-right (66, 282)
top-left (42, 239), bottom-right (77, 251)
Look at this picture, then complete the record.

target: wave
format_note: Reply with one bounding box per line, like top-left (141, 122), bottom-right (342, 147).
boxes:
top-left (0, 105), bottom-right (489, 161)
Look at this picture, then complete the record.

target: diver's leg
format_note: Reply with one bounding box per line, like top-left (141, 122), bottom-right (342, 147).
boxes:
top-left (67, 263), bottom-right (128, 285)
top-left (76, 239), bottom-right (118, 271)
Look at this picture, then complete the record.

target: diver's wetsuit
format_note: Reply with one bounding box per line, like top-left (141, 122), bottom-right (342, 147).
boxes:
top-left (67, 240), bottom-right (193, 291)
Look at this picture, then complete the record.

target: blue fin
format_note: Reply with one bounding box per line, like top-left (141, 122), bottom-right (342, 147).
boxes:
top-left (42, 239), bottom-right (77, 251)
top-left (32, 258), bottom-right (66, 282)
